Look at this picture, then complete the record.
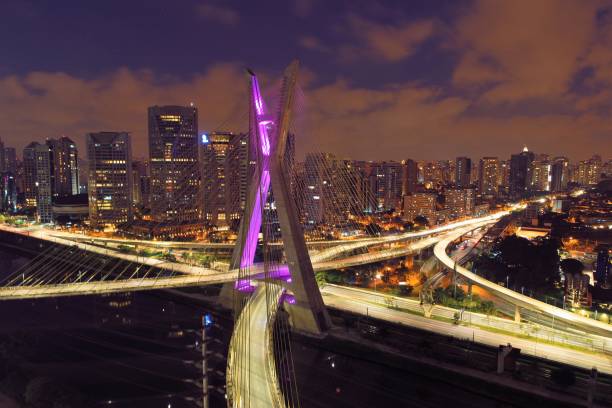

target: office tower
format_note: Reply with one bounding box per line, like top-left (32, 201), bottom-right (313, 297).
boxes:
top-left (401, 159), bottom-right (418, 195)
top-left (148, 105), bottom-right (200, 223)
top-left (131, 160), bottom-right (150, 209)
top-left (199, 131), bottom-right (248, 227)
top-left (576, 155), bottom-right (602, 186)
top-left (530, 158), bottom-right (552, 192)
top-left (131, 161), bottom-right (143, 205)
top-left (33, 143), bottom-right (53, 223)
top-left (47, 136), bottom-right (79, 197)
top-left (509, 146), bottom-right (535, 198)
top-left (87, 132), bottom-right (133, 230)
top-left (0, 172), bottom-right (16, 213)
top-left (3, 147), bottom-right (16, 174)
top-left (23, 143), bottom-right (39, 208)
top-left (551, 157), bottom-right (569, 192)
top-left (445, 187), bottom-right (475, 219)
top-left (478, 157), bottom-right (500, 196)
top-left (595, 245), bottom-right (610, 289)
top-left (455, 157), bottom-right (472, 188)
top-left (403, 193), bottom-right (437, 224)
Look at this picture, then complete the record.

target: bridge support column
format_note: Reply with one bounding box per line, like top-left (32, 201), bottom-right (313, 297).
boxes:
top-left (514, 305), bottom-right (521, 323)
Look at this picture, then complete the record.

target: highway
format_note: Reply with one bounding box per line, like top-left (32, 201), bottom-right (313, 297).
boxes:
top-left (321, 284), bottom-right (612, 375)
top-left (434, 224), bottom-right (612, 337)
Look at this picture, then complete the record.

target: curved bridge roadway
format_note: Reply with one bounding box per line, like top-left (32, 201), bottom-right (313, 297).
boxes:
top-left (0, 212), bottom-right (508, 300)
top-left (434, 224), bottom-right (612, 338)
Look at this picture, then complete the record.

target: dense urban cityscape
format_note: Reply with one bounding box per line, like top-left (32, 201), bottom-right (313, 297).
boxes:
top-left (0, 1), bottom-right (611, 408)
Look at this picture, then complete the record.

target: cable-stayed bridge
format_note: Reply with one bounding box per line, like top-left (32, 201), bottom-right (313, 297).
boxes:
top-left (1, 61), bottom-right (610, 407)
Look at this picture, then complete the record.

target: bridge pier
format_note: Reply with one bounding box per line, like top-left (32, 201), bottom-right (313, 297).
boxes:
top-left (514, 305), bottom-right (521, 323)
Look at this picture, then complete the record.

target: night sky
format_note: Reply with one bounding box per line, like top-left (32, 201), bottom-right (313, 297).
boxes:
top-left (1, 0), bottom-right (611, 161)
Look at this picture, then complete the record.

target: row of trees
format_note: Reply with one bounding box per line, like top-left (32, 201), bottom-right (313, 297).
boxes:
top-left (433, 286), bottom-right (496, 315)
top-left (473, 235), bottom-right (562, 296)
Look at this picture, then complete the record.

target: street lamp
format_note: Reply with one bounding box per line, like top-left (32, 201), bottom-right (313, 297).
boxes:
top-left (375, 273), bottom-right (382, 292)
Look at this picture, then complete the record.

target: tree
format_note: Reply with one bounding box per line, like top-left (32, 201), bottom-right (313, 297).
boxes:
top-left (560, 258), bottom-right (584, 275)
top-left (414, 215), bottom-right (429, 226)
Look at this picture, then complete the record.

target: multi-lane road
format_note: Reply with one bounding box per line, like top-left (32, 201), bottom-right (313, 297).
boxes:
top-left (321, 284), bottom-right (612, 374)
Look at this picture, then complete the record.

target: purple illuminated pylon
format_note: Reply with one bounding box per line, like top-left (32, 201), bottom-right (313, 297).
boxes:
top-left (239, 75), bottom-right (273, 268)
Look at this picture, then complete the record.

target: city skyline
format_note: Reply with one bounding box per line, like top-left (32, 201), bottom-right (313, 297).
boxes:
top-left (1, 0), bottom-right (612, 161)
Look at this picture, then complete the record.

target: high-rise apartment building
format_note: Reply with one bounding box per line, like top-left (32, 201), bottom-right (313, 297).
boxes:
top-left (87, 132), bottom-right (133, 230)
top-left (33, 143), bottom-right (53, 223)
top-left (530, 158), bottom-right (552, 192)
top-left (148, 105), bottom-right (200, 223)
top-left (551, 157), bottom-right (569, 192)
top-left (455, 157), bottom-right (472, 188)
top-left (576, 155), bottom-right (602, 186)
top-left (509, 146), bottom-right (535, 198)
top-left (403, 193), bottom-right (437, 224)
top-left (47, 137), bottom-right (79, 197)
top-left (445, 188), bottom-right (475, 219)
top-left (478, 157), bottom-right (499, 196)
top-left (200, 132), bottom-right (248, 227)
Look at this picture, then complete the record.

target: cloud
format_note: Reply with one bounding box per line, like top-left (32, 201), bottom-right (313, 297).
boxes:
top-left (195, 3), bottom-right (239, 25)
top-left (292, 0), bottom-right (316, 18)
top-left (451, 0), bottom-right (602, 103)
top-left (299, 36), bottom-right (330, 53)
top-left (299, 78), bottom-right (611, 161)
top-left (0, 64), bottom-right (248, 158)
top-left (0, 65), bottom-right (609, 165)
top-left (341, 15), bottom-right (435, 62)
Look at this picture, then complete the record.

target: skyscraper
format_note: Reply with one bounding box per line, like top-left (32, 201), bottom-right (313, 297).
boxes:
top-left (3, 147), bottom-right (16, 174)
top-left (33, 143), bottom-right (53, 223)
top-left (455, 157), bottom-right (472, 188)
top-left (381, 161), bottom-right (403, 211)
top-left (23, 142), bottom-right (39, 208)
top-left (148, 105), bottom-right (200, 223)
top-left (478, 157), bottom-right (499, 196)
top-left (401, 159), bottom-right (418, 196)
top-left (47, 136), bottom-right (79, 197)
top-left (199, 131), bottom-right (248, 227)
top-left (551, 157), bottom-right (569, 192)
top-left (509, 146), bottom-right (535, 198)
top-left (87, 132), bottom-right (133, 230)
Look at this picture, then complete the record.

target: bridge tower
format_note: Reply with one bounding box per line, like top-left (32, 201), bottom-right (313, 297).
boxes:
top-left (228, 61), bottom-right (331, 335)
